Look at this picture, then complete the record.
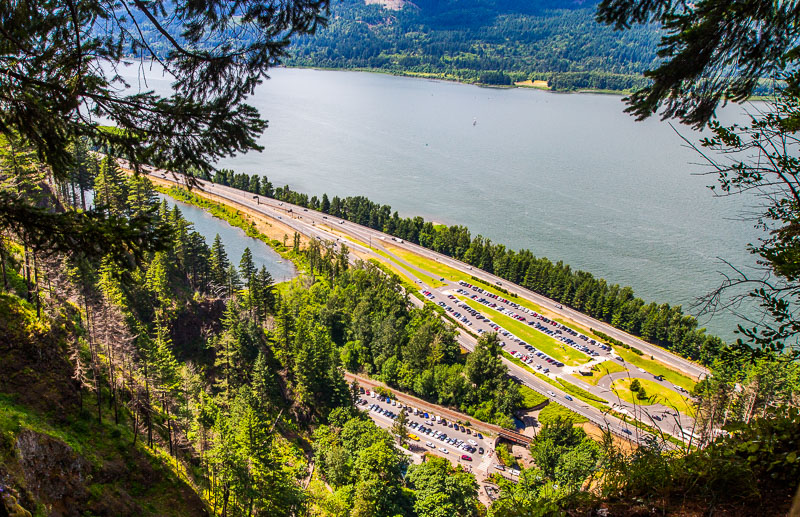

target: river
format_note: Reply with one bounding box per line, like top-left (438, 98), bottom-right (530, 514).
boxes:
top-left (123, 64), bottom-right (763, 340)
top-left (158, 194), bottom-right (297, 283)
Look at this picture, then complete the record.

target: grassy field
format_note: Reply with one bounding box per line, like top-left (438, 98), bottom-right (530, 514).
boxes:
top-left (610, 378), bottom-right (696, 416)
top-left (520, 385), bottom-right (548, 408)
top-left (458, 297), bottom-right (590, 366)
top-left (572, 360), bottom-right (627, 385)
top-left (538, 402), bottom-right (588, 425)
top-left (376, 244), bottom-right (449, 287)
top-left (514, 79), bottom-right (550, 90)
top-left (614, 347), bottom-right (698, 392)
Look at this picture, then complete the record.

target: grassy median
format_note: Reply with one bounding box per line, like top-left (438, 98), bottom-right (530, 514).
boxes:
top-left (458, 297), bottom-right (590, 367)
top-left (614, 347), bottom-right (698, 392)
top-left (571, 360), bottom-right (627, 385)
top-left (610, 378), bottom-right (695, 416)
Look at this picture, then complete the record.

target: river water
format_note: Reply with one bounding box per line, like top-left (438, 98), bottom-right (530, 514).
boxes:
top-left (158, 194), bottom-right (297, 283)
top-left (124, 64), bottom-right (764, 340)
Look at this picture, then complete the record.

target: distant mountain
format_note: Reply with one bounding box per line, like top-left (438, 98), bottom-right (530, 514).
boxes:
top-left (285, 0), bottom-right (661, 90)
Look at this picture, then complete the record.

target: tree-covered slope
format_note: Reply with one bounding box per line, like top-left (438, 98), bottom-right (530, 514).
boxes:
top-left (285, 0), bottom-right (661, 89)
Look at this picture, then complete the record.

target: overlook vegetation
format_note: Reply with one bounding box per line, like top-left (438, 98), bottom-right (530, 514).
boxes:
top-left (2, 0), bottom-right (800, 514)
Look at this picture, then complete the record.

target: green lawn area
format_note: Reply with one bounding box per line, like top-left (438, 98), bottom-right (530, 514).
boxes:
top-left (383, 243), bottom-right (472, 285)
top-left (610, 378), bottom-right (696, 416)
top-left (375, 244), bottom-right (448, 287)
top-left (520, 385), bottom-right (548, 408)
top-left (458, 297), bottom-right (590, 367)
top-left (571, 359), bottom-right (627, 385)
top-left (615, 347), bottom-right (698, 392)
top-left (538, 402), bottom-right (588, 425)
top-left (554, 378), bottom-right (608, 405)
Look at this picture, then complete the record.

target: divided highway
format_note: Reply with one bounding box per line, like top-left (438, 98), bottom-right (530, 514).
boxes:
top-left (142, 167), bottom-right (702, 445)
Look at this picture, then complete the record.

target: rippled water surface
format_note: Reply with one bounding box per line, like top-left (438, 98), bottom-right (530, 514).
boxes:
top-left (128, 65), bottom-right (763, 339)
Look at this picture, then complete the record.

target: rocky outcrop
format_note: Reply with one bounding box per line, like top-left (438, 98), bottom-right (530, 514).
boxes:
top-left (15, 430), bottom-right (88, 517)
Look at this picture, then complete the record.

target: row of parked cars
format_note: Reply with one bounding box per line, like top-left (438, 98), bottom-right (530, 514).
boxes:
top-left (361, 389), bottom-right (489, 461)
top-left (457, 281), bottom-right (613, 359)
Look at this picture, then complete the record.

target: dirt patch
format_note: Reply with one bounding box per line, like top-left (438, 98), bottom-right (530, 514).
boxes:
top-left (364, 0), bottom-right (409, 10)
top-left (515, 80), bottom-right (550, 89)
top-left (581, 422), bottom-right (636, 452)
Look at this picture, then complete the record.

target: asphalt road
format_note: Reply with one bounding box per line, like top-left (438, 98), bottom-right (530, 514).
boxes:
top-left (140, 167), bottom-right (699, 444)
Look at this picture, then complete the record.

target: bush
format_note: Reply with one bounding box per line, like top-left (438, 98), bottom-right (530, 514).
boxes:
top-left (496, 443), bottom-right (519, 468)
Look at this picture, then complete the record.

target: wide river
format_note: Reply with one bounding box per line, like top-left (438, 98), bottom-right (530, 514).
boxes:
top-left (125, 65), bottom-right (763, 340)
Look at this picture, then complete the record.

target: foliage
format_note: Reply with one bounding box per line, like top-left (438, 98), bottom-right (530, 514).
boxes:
top-left (285, 0), bottom-right (660, 90)
top-left (519, 384), bottom-right (548, 408)
top-left (596, 409), bottom-right (800, 513)
top-left (495, 443), bottom-right (518, 469)
top-left (312, 413), bottom-right (412, 516)
top-left (538, 402), bottom-right (588, 426)
top-left (406, 456), bottom-right (482, 517)
top-left (597, 0), bottom-right (795, 127)
top-left (0, 0), bottom-right (330, 260)
top-left (530, 418), bottom-right (600, 490)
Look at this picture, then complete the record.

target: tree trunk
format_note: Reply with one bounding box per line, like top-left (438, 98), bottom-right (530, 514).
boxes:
top-left (0, 237), bottom-right (7, 291)
top-left (143, 358), bottom-right (153, 448)
top-left (132, 410), bottom-right (139, 448)
top-left (164, 393), bottom-right (174, 457)
top-left (32, 250), bottom-right (40, 318)
top-left (222, 485), bottom-right (229, 517)
top-left (23, 244), bottom-right (31, 302)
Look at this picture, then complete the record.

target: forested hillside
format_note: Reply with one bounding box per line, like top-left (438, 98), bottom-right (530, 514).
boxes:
top-left (0, 143), bottom-right (528, 514)
top-left (285, 0), bottom-right (661, 89)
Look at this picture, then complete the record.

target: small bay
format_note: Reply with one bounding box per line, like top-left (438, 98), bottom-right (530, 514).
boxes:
top-left (159, 194), bottom-right (297, 283)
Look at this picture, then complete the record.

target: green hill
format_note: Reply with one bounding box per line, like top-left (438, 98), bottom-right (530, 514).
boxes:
top-left (285, 0), bottom-right (661, 89)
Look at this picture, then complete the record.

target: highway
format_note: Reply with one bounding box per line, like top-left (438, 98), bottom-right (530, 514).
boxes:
top-left (141, 166), bottom-right (699, 445)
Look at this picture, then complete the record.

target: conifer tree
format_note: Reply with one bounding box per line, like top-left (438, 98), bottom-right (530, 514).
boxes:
top-left (239, 247), bottom-right (257, 285)
top-left (94, 156), bottom-right (127, 216)
top-left (69, 137), bottom-right (94, 210)
top-left (209, 235), bottom-right (230, 294)
top-left (126, 175), bottom-right (158, 218)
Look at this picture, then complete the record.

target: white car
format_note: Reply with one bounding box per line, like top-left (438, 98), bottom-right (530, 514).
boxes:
top-left (547, 391), bottom-right (556, 397)
top-left (439, 447), bottom-right (449, 454)
top-left (495, 464), bottom-right (505, 471)
top-left (426, 442), bottom-right (435, 448)
top-left (509, 469), bottom-right (521, 476)
top-left (468, 439), bottom-right (477, 446)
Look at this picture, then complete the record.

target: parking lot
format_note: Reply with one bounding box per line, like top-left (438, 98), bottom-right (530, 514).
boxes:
top-left (420, 281), bottom-right (613, 375)
top-left (357, 388), bottom-right (518, 476)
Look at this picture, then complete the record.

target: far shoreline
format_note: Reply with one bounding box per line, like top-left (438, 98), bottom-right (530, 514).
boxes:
top-left (279, 64), bottom-right (633, 96)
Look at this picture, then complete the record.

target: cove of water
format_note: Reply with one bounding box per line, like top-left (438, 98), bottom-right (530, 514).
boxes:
top-left (159, 194), bottom-right (297, 283)
top-left (122, 64), bottom-right (764, 340)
